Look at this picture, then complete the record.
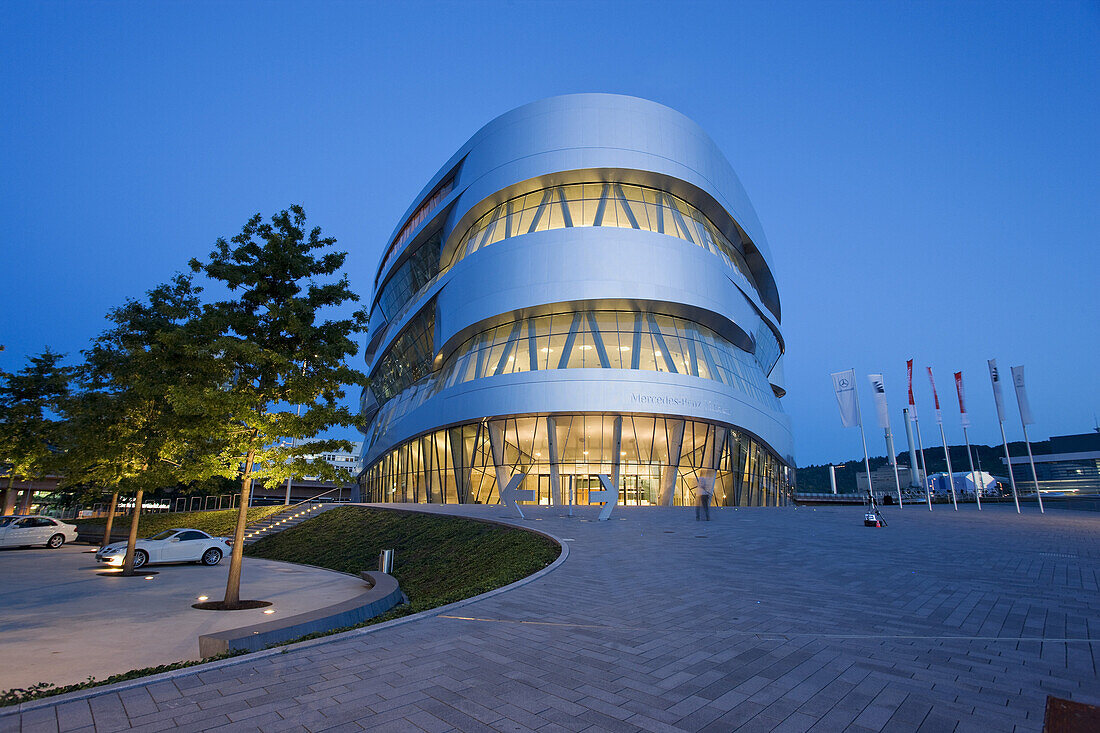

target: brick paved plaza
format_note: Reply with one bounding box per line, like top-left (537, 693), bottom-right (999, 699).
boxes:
top-left (3, 503), bottom-right (1098, 732)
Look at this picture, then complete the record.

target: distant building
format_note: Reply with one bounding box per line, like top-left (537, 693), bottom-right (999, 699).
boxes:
top-left (926, 471), bottom-right (998, 498)
top-left (1, 475), bottom-right (62, 516)
top-left (1002, 431), bottom-right (1100, 495)
top-left (856, 464), bottom-right (914, 499)
top-left (252, 441), bottom-right (364, 504)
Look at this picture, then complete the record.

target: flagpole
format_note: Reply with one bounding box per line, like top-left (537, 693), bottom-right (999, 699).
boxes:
top-left (926, 368), bottom-right (957, 511)
top-left (937, 422), bottom-right (958, 510)
top-left (858, 421), bottom-right (874, 505)
top-left (990, 360), bottom-right (1020, 514)
top-left (1010, 365), bottom-right (1044, 515)
top-left (903, 407), bottom-right (920, 496)
top-left (998, 421), bottom-right (1021, 514)
top-left (1020, 423), bottom-right (1044, 514)
top-left (913, 415), bottom-right (932, 510)
top-left (954, 371), bottom-right (978, 510)
top-left (885, 428), bottom-right (902, 507)
top-left (963, 426), bottom-right (981, 510)
top-left (832, 369), bottom-right (874, 509)
top-left (847, 379), bottom-right (872, 504)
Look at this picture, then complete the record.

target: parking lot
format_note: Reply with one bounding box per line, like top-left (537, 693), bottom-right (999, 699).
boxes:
top-left (0, 542), bottom-right (368, 691)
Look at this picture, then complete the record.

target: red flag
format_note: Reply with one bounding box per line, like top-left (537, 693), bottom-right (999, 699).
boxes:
top-left (927, 367), bottom-right (943, 424)
top-left (954, 371), bottom-right (970, 428)
top-left (907, 359), bottom-right (915, 407)
top-left (926, 367), bottom-right (940, 409)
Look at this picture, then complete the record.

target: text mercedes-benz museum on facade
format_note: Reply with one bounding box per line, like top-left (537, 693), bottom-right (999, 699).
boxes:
top-left (356, 94), bottom-right (793, 508)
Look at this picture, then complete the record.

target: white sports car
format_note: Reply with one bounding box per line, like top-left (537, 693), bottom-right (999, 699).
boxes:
top-left (95, 528), bottom-right (232, 569)
top-left (0, 515), bottom-right (79, 549)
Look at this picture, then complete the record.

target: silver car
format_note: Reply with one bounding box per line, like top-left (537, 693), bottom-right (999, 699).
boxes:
top-left (0, 515), bottom-right (79, 549)
top-left (95, 528), bottom-right (232, 569)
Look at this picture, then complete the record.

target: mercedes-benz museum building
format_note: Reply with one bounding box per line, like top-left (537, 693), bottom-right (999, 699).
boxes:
top-left (357, 94), bottom-right (793, 508)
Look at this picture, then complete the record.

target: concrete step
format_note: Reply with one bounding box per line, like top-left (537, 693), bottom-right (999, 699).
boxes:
top-left (243, 503), bottom-right (340, 545)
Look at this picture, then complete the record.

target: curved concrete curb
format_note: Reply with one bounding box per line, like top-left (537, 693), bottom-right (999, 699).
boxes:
top-left (197, 571), bottom-right (404, 657)
top-left (0, 505), bottom-right (568, 717)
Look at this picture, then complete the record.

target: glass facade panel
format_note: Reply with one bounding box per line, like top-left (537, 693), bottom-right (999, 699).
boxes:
top-left (754, 320), bottom-right (782, 377)
top-left (378, 178), bottom-right (453, 280)
top-left (363, 307), bottom-right (784, 458)
top-left (370, 302), bottom-right (436, 404)
top-left (446, 182), bottom-right (761, 299)
top-left (375, 230), bottom-right (443, 323)
top-left (436, 309), bottom-right (781, 411)
top-left (360, 414), bottom-right (793, 508)
top-left (370, 180), bottom-right (771, 340)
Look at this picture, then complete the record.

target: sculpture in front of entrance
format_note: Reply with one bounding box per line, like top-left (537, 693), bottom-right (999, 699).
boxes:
top-left (499, 474), bottom-right (532, 519)
top-left (589, 474), bottom-right (618, 521)
top-left (500, 473), bottom-right (618, 521)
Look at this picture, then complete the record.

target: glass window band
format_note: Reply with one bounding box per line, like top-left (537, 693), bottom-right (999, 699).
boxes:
top-left (447, 182), bottom-right (761, 299)
top-left (359, 413), bottom-right (793, 509)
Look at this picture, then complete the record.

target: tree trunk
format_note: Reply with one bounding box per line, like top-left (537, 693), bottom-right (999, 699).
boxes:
top-left (1, 475), bottom-right (15, 516)
top-left (121, 489), bottom-right (144, 576)
top-left (101, 490), bottom-right (119, 548)
top-left (222, 447), bottom-right (256, 607)
top-left (17, 487), bottom-right (33, 514)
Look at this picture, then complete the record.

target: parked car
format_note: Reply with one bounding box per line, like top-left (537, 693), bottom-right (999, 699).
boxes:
top-left (0, 515), bottom-right (79, 548)
top-left (95, 528), bottom-right (232, 569)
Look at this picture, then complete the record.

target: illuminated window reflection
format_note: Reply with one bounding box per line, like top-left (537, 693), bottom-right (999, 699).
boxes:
top-left (364, 309), bottom-right (783, 454)
top-left (440, 310), bottom-right (780, 410)
top-left (449, 182), bottom-right (760, 299)
top-left (359, 414), bottom-right (793, 508)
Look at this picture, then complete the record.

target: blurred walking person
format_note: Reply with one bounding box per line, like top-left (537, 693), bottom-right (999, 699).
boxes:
top-left (696, 474), bottom-right (714, 521)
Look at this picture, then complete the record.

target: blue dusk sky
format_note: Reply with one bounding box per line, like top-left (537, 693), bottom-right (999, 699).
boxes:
top-left (1, 1), bottom-right (1097, 466)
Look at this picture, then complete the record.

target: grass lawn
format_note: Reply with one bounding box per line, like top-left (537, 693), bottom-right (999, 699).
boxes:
top-left (77, 505), bottom-right (288, 538)
top-left (245, 506), bottom-right (560, 613)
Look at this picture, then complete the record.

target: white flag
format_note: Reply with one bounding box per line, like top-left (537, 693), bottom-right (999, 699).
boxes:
top-left (1011, 365), bottom-right (1035, 425)
top-left (831, 369), bottom-right (861, 428)
top-left (867, 374), bottom-right (890, 429)
top-left (988, 359), bottom-right (1006, 423)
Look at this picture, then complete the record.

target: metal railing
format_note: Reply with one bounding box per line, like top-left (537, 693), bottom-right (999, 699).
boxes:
top-left (41, 494), bottom-right (242, 521)
top-left (242, 487), bottom-right (344, 541)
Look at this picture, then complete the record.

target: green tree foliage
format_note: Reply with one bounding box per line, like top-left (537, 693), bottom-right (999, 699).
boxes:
top-left (63, 274), bottom-right (226, 573)
top-left (0, 349), bottom-right (71, 515)
top-left (189, 205), bottom-right (367, 607)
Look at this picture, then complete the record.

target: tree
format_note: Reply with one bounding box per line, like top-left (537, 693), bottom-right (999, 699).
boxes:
top-left (0, 350), bottom-right (71, 515)
top-left (64, 274), bottom-right (226, 574)
top-left (190, 206), bottom-right (367, 608)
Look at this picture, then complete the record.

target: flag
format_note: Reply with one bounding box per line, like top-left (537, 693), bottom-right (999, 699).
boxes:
top-left (926, 367), bottom-right (943, 425)
top-left (831, 369), bottom-right (861, 428)
top-left (988, 359), bottom-right (1006, 423)
top-left (1011, 365), bottom-right (1035, 425)
top-left (907, 359), bottom-right (918, 420)
top-left (867, 374), bottom-right (891, 430)
top-left (954, 371), bottom-right (970, 428)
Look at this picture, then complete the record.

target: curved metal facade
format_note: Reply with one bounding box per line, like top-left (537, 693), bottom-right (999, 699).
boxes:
top-left (358, 94), bottom-right (793, 508)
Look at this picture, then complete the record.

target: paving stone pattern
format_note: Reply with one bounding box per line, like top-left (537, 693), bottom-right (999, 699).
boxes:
top-left (4, 503), bottom-right (1099, 732)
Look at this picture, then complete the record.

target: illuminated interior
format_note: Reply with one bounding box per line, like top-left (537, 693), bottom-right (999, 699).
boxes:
top-left (360, 414), bottom-right (792, 508)
top-left (445, 182), bottom-right (761, 299)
